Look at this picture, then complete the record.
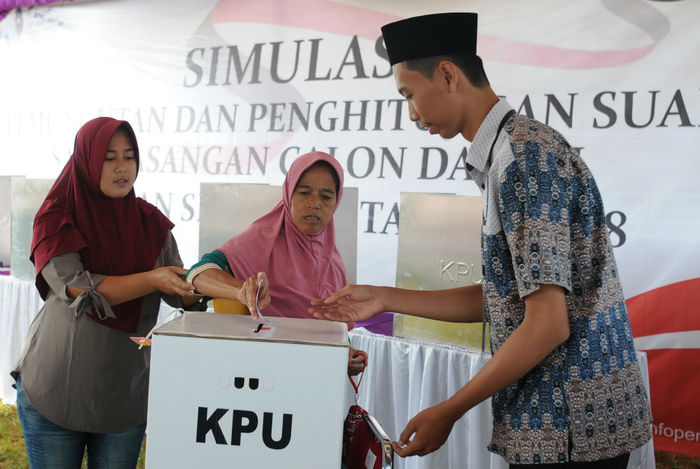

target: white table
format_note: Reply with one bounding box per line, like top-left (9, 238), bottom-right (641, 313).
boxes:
top-left (0, 275), bottom-right (43, 406)
top-left (348, 328), bottom-right (655, 469)
top-left (1, 275), bottom-right (654, 468)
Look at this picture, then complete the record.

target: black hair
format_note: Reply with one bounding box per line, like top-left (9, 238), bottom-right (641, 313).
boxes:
top-left (114, 122), bottom-right (140, 167)
top-left (115, 122), bottom-right (137, 147)
top-left (404, 54), bottom-right (490, 87)
top-left (306, 160), bottom-right (340, 193)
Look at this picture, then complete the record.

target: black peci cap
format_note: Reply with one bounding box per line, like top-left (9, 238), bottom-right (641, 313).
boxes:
top-left (381, 12), bottom-right (478, 66)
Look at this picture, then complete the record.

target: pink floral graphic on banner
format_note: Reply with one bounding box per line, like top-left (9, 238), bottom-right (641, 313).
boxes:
top-left (0, 0), bottom-right (69, 21)
top-left (211, 0), bottom-right (666, 69)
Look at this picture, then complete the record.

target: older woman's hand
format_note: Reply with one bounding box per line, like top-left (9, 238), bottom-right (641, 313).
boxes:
top-left (347, 347), bottom-right (367, 376)
top-left (237, 272), bottom-right (270, 319)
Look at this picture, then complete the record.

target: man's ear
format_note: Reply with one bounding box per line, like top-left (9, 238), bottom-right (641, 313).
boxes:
top-left (437, 60), bottom-right (458, 92)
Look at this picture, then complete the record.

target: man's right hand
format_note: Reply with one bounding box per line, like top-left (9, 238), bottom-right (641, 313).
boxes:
top-left (309, 284), bottom-right (386, 322)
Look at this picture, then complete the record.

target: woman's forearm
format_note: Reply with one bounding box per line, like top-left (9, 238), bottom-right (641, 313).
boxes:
top-left (66, 266), bottom-right (193, 306)
top-left (67, 271), bottom-right (157, 306)
top-left (191, 268), bottom-right (243, 299)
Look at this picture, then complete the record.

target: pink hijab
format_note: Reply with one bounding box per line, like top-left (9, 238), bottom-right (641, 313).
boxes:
top-left (219, 152), bottom-right (350, 323)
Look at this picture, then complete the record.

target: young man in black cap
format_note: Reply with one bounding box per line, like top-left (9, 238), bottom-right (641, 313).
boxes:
top-left (311, 12), bottom-right (652, 468)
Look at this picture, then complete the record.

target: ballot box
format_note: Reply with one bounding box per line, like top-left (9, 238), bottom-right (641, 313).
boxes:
top-left (145, 312), bottom-right (349, 469)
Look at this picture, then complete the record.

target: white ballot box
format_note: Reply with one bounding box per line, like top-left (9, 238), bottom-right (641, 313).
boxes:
top-left (145, 312), bottom-right (349, 469)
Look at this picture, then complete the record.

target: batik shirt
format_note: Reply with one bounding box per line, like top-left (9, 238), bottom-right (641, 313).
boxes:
top-left (466, 99), bottom-right (652, 464)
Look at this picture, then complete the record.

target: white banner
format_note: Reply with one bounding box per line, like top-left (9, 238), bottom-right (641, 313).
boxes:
top-left (1, 0), bottom-right (699, 456)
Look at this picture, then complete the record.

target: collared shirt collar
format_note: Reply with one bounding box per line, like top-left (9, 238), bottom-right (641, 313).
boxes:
top-left (465, 98), bottom-right (515, 173)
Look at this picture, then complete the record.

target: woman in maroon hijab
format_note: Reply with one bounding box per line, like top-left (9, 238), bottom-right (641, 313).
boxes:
top-left (12, 117), bottom-right (198, 468)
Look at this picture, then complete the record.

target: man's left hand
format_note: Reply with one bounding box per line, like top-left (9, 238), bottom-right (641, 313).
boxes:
top-left (392, 402), bottom-right (458, 457)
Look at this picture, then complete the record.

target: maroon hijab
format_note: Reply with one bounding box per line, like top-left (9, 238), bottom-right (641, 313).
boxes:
top-left (30, 117), bottom-right (174, 332)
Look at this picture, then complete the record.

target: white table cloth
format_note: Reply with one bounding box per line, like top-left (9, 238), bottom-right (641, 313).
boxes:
top-left (0, 275), bottom-right (43, 405)
top-left (1, 275), bottom-right (654, 468)
top-left (349, 328), bottom-right (655, 469)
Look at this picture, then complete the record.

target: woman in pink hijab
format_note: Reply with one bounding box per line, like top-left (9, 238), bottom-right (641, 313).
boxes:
top-left (186, 151), bottom-right (365, 374)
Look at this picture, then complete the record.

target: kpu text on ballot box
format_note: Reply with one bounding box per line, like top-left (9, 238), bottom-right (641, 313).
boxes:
top-left (145, 312), bottom-right (349, 469)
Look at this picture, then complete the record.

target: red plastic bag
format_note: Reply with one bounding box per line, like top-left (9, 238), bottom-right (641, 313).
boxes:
top-left (342, 352), bottom-right (393, 469)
